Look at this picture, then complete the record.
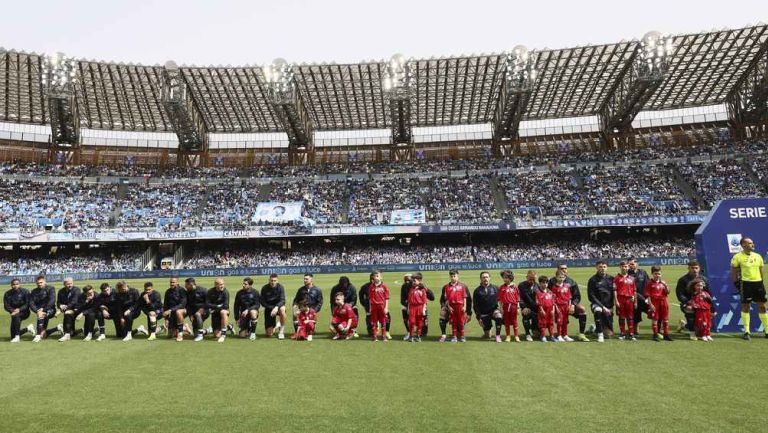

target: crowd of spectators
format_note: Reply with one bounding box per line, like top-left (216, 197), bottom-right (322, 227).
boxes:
top-left (678, 159), bottom-right (766, 208)
top-left (426, 176), bottom-right (497, 223)
top-left (118, 184), bottom-right (208, 228)
top-left (181, 234), bottom-right (694, 270)
top-left (0, 246), bottom-right (144, 276)
top-left (347, 178), bottom-right (426, 225)
top-left (1, 139), bottom-right (766, 231)
top-left (500, 168), bottom-right (582, 219)
top-left (0, 179), bottom-right (116, 231)
top-left (580, 164), bottom-right (694, 215)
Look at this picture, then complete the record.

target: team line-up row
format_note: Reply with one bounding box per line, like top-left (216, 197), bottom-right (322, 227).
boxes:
top-left (8, 258), bottom-right (754, 344)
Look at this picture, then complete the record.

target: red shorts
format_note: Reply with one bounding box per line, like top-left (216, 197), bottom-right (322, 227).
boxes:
top-left (616, 296), bottom-right (635, 319)
top-left (448, 304), bottom-right (465, 326)
top-left (538, 309), bottom-right (554, 327)
top-left (501, 303), bottom-right (517, 325)
top-left (555, 303), bottom-right (570, 324)
top-left (370, 304), bottom-right (387, 327)
top-left (647, 297), bottom-right (669, 321)
top-left (296, 322), bottom-right (315, 338)
top-left (408, 305), bottom-right (425, 329)
top-left (331, 315), bottom-right (358, 331)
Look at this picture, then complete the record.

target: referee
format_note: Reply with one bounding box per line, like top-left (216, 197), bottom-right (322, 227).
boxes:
top-left (731, 237), bottom-right (767, 340)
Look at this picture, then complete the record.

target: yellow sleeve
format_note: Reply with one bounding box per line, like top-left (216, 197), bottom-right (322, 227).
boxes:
top-left (730, 254), bottom-right (740, 268)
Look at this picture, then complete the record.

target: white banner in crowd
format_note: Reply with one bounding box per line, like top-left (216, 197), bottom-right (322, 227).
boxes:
top-left (252, 202), bottom-right (304, 223)
top-left (390, 208), bottom-right (426, 225)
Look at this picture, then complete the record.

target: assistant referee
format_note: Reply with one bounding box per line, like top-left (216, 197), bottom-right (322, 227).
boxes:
top-left (731, 237), bottom-right (767, 340)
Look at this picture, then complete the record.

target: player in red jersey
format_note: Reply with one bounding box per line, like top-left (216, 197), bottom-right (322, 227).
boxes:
top-left (444, 269), bottom-right (470, 343)
top-left (407, 273), bottom-right (428, 342)
top-left (498, 270), bottom-right (521, 342)
top-left (536, 276), bottom-right (556, 342)
top-left (688, 279), bottom-right (714, 341)
top-left (644, 266), bottom-right (673, 342)
top-left (368, 270), bottom-right (390, 342)
top-left (330, 292), bottom-right (357, 340)
top-left (295, 300), bottom-right (317, 341)
top-left (439, 269), bottom-right (472, 342)
top-left (550, 271), bottom-right (574, 342)
top-left (614, 261), bottom-right (638, 341)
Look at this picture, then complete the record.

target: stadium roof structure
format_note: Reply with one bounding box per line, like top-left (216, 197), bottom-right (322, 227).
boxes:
top-left (1, 24), bottom-right (766, 146)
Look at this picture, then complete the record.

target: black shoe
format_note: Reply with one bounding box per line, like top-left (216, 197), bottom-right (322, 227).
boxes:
top-left (742, 332), bottom-right (751, 341)
top-left (662, 334), bottom-right (673, 341)
top-left (633, 333), bottom-right (640, 339)
top-left (652, 335), bottom-right (660, 342)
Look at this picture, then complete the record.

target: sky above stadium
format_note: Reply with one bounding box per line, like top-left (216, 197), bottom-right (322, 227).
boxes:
top-left (1, 0), bottom-right (765, 66)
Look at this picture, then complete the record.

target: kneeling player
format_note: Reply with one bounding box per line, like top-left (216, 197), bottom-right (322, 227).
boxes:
top-left (185, 278), bottom-right (210, 342)
top-left (407, 273), bottom-right (428, 342)
top-left (689, 279), bottom-right (713, 341)
top-left (473, 272), bottom-right (502, 342)
top-left (75, 285), bottom-right (99, 341)
top-left (551, 271), bottom-right (573, 342)
top-left (536, 276), bottom-right (555, 342)
top-left (56, 278), bottom-right (81, 340)
top-left (235, 277), bottom-right (261, 340)
top-left (330, 292), bottom-right (357, 340)
top-left (644, 266), bottom-right (672, 341)
top-left (163, 278), bottom-right (187, 342)
top-left (137, 282), bottom-right (163, 341)
top-left (296, 300), bottom-right (317, 341)
top-left (261, 274), bottom-right (287, 339)
top-left (498, 270), bottom-right (520, 342)
top-left (4, 279), bottom-right (34, 343)
top-left (30, 276), bottom-right (57, 342)
top-left (207, 278), bottom-right (230, 343)
top-left (116, 281), bottom-right (142, 341)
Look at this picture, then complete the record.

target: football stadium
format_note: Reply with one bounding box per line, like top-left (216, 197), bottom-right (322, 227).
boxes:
top-left (1, 1), bottom-right (768, 432)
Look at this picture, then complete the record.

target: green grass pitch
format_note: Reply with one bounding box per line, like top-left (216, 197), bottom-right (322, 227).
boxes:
top-left (1, 265), bottom-right (766, 433)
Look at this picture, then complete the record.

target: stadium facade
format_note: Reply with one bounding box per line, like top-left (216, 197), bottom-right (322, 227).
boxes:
top-left (0, 25), bottom-right (767, 278)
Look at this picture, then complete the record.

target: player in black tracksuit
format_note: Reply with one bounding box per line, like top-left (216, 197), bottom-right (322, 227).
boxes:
top-left (292, 273), bottom-right (323, 332)
top-left (628, 259), bottom-right (650, 337)
top-left (163, 278), bottom-right (188, 340)
top-left (473, 272), bottom-right (502, 339)
top-left (74, 285), bottom-right (100, 339)
top-left (185, 278), bottom-right (209, 339)
top-left (207, 278), bottom-right (230, 339)
top-left (96, 283), bottom-right (117, 338)
top-left (330, 276), bottom-right (359, 334)
top-left (4, 279), bottom-right (32, 341)
top-left (359, 277), bottom-right (374, 335)
top-left (235, 277), bottom-right (261, 340)
top-left (401, 274), bottom-right (435, 337)
top-left (29, 276), bottom-right (57, 339)
top-left (260, 274), bottom-right (287, 337)
top-left (587, 261), bottom-right (616, 339)
top-left (518, 271), bottom-right (540, 339)
top-left (676, 261), bottom-right (713, 337)
top-left (235, 277), bottom-right (261, 338)
top-left (115, 281), bottom-right (141, 339)
top-left (58, 279), bottom-right (83, 338)
top-left (136, 282), bottom-right (163, 339)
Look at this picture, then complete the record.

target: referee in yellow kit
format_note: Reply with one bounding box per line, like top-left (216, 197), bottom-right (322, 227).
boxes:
top-left (731, 237), bottom-right (767, 340)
